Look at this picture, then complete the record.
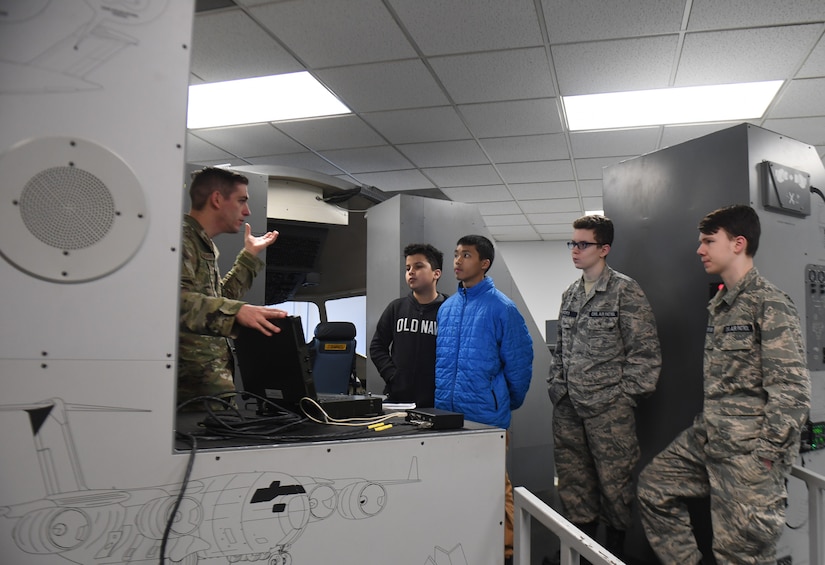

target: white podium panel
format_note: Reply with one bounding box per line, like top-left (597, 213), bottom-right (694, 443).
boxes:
top-left (0, 359), bottom-right (505, 565)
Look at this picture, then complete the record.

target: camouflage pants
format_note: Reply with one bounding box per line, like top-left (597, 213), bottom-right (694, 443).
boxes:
top-left (552, 394), bottom-right (639, 529)
top-left (637, 425), bottom-right (787, 564)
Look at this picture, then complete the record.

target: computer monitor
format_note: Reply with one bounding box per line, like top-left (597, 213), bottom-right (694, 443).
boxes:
top-left (234, 315), bottom-right (317, 412)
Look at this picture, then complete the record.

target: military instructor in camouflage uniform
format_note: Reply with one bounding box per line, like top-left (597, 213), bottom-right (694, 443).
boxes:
top-left (637, 205), bottom-right (811, 564)
top-left (547, 214), bottom-right (662, 560)
top-left (178, 167), bottom-right (287, 407)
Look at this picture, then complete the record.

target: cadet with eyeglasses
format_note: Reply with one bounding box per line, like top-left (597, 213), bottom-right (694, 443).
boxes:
top-left (545, 214), bottom-right (661, 562)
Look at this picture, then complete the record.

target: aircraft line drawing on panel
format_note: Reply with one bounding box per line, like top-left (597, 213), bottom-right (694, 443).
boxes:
top-left (0, 0), bottom-right (168, 94)
top-left (0, 398), bottom-right (421, 565)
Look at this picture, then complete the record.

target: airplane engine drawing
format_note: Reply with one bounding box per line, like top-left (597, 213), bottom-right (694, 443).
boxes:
top-left (0, 398), bottom-right (420, 565)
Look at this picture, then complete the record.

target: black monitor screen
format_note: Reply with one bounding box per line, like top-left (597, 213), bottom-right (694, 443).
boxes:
top-left (233, 316), bottom-right (316, 409)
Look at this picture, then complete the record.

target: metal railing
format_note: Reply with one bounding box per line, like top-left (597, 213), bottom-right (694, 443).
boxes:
top-left (790, 463), bottom-right (825, 565)
top-left (514, 464), bottom-right (824, 565)
top-left (513, 486), bottom-right (624, 565)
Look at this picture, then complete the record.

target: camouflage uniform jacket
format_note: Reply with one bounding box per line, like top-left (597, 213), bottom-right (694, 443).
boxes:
top-left (698, 267), bottom-right (810, 465)
top-left (548, 265), bottom-right (661, 418)
top-left (177, 215), bottom-right (264, 402)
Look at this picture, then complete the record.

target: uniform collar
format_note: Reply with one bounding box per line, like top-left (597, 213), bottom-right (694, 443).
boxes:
top-left (710, 267), bottom-right (759, 309)
top-left (184, 214), bottom-right (218, 254)
top-left (577, 264), bottom-right (613, 293)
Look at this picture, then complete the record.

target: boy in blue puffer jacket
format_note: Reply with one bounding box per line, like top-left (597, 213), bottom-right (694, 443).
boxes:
top-left (435, 234), bottom-right (533, 565)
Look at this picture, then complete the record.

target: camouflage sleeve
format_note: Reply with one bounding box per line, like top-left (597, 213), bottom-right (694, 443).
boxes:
top-left (618, 281), bottom-right (662, 399)
top-left (755, 296), bottom-right (811, 462)
top-left (221, 249), bottom-right (265, 300)
top-left (179, 239), bottom-right (260, 338)
top-left (179, 291), bottom-right (246, 338)
top-left (547, 294), bottom-right (567, 403)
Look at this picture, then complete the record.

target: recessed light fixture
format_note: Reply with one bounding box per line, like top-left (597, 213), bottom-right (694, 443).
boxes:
top-left (563, 81), bottom-right (784, 131)
top-left (187, 71), bottom-right (351, 129)
top-left (585, 210), bottom-right (605, 216)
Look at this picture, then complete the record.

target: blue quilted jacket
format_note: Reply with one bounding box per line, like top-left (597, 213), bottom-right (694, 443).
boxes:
top-left (435, 276), bottom-right (534, 429)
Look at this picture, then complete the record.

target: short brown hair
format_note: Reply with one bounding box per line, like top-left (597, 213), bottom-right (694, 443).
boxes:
top-left (188, 167), bottom-right (249, 210)
top-left (573, 215), bottom-right (614, 246)
top-left (698, 204), bottom-right (760, 257)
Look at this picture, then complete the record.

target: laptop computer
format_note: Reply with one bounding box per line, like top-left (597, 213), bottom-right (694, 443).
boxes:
top-left (234, 316), bottom-right (381, 419)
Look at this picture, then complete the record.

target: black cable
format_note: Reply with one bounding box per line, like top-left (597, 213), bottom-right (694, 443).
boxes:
top-left (811, 185), bottom-right (824, 204)
top-left (177, 391), bottom-right (382, 442)
top-left (159, 432), bottom-right (197, 565)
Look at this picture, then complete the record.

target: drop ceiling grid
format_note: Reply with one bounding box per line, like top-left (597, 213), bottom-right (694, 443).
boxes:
top-left (187, 0), bottom-right (825, 241)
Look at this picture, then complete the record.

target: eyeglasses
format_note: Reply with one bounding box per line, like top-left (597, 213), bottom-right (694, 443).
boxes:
top-left (567, 241), bottom-right (602, 250)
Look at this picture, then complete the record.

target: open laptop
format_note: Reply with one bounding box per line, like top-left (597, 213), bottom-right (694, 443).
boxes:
top-left (234, 315), bottom-right (381, 418)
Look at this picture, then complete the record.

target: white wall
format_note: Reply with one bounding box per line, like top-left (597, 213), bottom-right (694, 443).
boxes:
top-left (497, 241), bottom-right (580, 343)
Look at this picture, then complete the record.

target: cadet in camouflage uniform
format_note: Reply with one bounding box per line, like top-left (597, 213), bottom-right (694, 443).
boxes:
top-left (638, 205), bottom-right (811, 564)
top-left (178, 167), bottom-right (286, 407)
top-left (547, 215), bottom-right (661, 560)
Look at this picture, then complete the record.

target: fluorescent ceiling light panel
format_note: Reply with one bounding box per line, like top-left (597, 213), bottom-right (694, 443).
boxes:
top-left (564, 81), bottom-right (783, 131)
top-left (187, 72), bottom-right (351, 129)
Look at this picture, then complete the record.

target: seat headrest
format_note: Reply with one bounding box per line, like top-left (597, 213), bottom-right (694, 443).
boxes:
top-left (314, 321), bottom-right (356, 341)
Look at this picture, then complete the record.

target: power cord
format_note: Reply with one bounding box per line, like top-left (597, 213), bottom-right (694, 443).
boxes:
top-left (160, 432), bottom-right (197, 565)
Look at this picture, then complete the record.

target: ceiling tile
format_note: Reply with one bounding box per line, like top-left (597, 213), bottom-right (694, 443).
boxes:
top-left (688, 0), bottom-right (825, 30)
top-left (245, 152), bottom-right (342, 175)
top-left (186, 133), bottom-right (236, 162)
top-left (460, 99), bottom-right (563, 138)
top-left (520, 198), bottom-right (582, 214)
top-left (769, 78), bottom-right (825, 118)
top-left (476, 201), bottom-right (523, 215)
top-left (510, 181), bottom-right (578, 199)
top-left (574, 157), bottom-right (628, 180)
top-left (487, 225), bottom-right (542, 241)
top-left (192, 123), bottom-right (305, 157)
top-left (579, 180), bottom-right (604, 197)
top-left (442, 185), bottom-right (514, 203)
top-left (480, 134), bottom-right (570, 163)
top-left (542, 0), bottom-right (685, 43)
top-left (349, 169), bottom-right (436, 191)
top-left (430, 48), bottom-right (554, 104)
top-left (423, 165), bottom-right (501, 187)
top-left (660, 122), bottom-right (741, 148)
top-left (762, 117), bottom-right (825, 146)
top-left (315, 60), bottom-right (449, 113)
top-left (397, 140), bottom-right (489, 168)
top-left (798, 35), bottom-right (825, 78)
top-left (190, 9), bottom-right (302, 82)
top-left (275, 115), bottom-right (385, 151)
top-left (362, 107), bottom-right (470, 144)
top-left (483, 214), bottom-right (530, 227)
top-left (250, 0), bottom-right (416, 67)
top-left (498, 160), bottom-right (575, 184)
top-left (527, 211), bottom-right (582, 224)
top-left (389, 0), bottom-right (543, 55)
top-left (582, 196), bottom-right (604, 212)
top-left (570, 128), bottom-right (660, 158)
top-left (553, 36), bottom-right (677, 96)
top-left (676, 25), bottom-right (823, 86)
top-left (187, 1), bottom-right (825, 243)
top-left (319, 146), bottom-right (414, 173)
top-left (536, 224), bottom-right (578, 235)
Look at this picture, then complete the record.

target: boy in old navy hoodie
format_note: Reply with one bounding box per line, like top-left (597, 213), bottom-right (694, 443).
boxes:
top-left (370, 243), bottom-right (448, 407)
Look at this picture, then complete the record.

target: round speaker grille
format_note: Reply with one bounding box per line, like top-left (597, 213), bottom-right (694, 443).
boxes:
top-left (0, 137), bottom-right (149, 283)
top-left (21, 166), bottom-right (115, 250)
